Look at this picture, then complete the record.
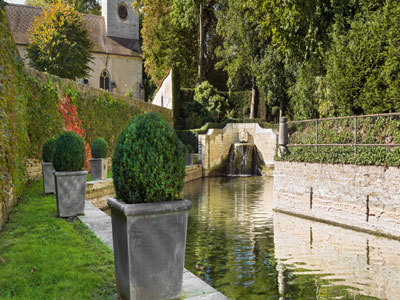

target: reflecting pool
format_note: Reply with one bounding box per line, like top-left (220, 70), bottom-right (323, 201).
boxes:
top-left (183, 177), bottom-right (400, 299)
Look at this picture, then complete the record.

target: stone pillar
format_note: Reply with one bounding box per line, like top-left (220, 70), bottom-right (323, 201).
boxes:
top-left (278, 117), bottom-right (289, 157)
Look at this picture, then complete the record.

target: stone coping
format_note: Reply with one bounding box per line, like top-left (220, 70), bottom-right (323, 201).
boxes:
top-left (107, 197), bottom-right (193, 216)
top-left (79, 201), bottom-right (228, 300)
top-left (54, 170), bottom-right (88, 177)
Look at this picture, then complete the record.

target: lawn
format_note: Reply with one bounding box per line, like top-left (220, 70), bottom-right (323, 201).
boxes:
top-left (0, 180), bottom-right (116, 299)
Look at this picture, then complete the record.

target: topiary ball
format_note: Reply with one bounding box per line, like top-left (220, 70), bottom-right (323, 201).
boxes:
top-left (42, 138), bottom-right (56, 163)
top-left (91, 138), bottom-right (108, 158)
top-left (53, 132), bottom-right (86, 172)
top-left (112, 112), bottom-right (186, 204)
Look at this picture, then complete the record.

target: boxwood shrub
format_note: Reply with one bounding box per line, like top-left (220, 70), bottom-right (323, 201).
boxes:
top-left (53, 132), bottom-right (86, 172)
top-left (91, 138), bottom-right (108, 158)
top-left (42, 138), bottom-right (56, 163)
top-left (112, 112), bottom-right (186, 204)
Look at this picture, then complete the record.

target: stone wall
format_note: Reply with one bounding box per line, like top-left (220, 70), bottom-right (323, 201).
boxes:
top-left (86, 178), bottom-right (115, 210)
top-left (198, 123), bottom-right (278, 176)
top-left (273, 161), bottom-right (400, 238)
top-left (184, 165), bottom-right (202, 183)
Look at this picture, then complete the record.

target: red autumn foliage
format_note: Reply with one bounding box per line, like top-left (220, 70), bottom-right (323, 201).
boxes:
top-left (59, 96), bottom-right (91, 170)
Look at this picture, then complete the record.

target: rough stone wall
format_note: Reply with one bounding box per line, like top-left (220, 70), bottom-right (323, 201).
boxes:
top-left (26, 159), bottom-right (42, 180)
top-left (198, 123), bottom-right (278, 176)
top-left (273, 161), bottom-right (400, 238)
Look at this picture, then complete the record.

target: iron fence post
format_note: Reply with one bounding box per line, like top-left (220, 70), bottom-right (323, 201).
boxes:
top-left (315, 120), bottom-right (318, 152)
top-left (354, 117), bottom-right (357, 155)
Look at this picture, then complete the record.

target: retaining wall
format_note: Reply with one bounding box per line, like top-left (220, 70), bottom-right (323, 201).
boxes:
top-left (273, 161), bottom-right (400, 238)
top-left (198, 123), bottom-right (278, 176)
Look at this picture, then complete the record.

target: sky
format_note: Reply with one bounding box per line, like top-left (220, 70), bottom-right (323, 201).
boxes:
top-left (6, 0), bottom-right (27, 5)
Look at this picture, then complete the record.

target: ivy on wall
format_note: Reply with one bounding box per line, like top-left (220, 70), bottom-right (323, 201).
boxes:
top-left (24, 68), bottom-right (173, 160)
top-left (0, 2), bottom-right (28, 225)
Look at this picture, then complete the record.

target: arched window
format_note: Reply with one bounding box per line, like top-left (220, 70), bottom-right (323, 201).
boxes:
top-left (100, 70), bottom-right (111, 91)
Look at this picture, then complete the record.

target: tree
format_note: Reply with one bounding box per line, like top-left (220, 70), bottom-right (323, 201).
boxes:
top-left (324, 0), bottom-right (400, 116)
top-left (137, 0), bottom-right (198, 87)
top-left (26, 0), bottom-right (101, 15)
top-left (27, 1), bottom-right (93, 80)
top-left (216, 0), bottom-right (262, 118)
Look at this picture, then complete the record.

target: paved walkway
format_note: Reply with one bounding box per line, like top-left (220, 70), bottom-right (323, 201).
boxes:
top-left (79, 201), bottom-right (229, 300)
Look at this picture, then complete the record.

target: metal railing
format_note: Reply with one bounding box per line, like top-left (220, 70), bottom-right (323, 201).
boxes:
top-left (279, 112), bottom-right (400, 155)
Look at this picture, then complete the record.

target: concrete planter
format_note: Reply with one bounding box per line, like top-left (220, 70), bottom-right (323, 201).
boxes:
top-left (54, 170), bottom-right (88, 217)
top-left (89, 158), bottom-right (108, 180)
top-left (42, 162), bottom-right (55, 194)
top-left (107, 197), bottom-right (192, 300)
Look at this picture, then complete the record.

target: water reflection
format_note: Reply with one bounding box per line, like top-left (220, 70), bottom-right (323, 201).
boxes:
top-left (183, 177), bottom-right (400, 299)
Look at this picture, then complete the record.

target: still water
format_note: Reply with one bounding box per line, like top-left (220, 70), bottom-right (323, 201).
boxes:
top-left (182, 177), bottom-right (400, 300)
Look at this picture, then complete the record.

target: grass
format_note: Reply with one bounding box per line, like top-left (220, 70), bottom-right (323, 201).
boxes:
top-left (0, 180), bottom-right (116, 299)
top-left (87, 170), bottom-right (113, 182)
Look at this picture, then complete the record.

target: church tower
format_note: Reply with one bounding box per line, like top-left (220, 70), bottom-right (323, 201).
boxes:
top-left (102, 0), bottom-right (140, 53)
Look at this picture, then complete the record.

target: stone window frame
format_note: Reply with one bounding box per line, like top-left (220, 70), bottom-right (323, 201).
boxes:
top-left (117, 3), bottom-right (129, 21)
top-left (100, 69), bottom-right (111, 91)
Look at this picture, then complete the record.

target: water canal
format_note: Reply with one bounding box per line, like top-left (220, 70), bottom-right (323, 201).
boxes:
top-left (183, 176), bottom-right (400, 299)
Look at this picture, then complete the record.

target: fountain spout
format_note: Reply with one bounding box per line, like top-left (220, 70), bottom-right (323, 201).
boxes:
top-left (227, 142), bottom-right (262, 176)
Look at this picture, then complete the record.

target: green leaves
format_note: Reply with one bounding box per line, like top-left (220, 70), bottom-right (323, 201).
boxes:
top-left (112, 112), bottom-right (186, 204)
top-left (91, 138), bottom-right (108, 159)
top-left (42, 138), bottom-right (56, 162)
top-left (53, 131), bottom-right (86, 172)
top-left (27, 2), bottom-right (93, 80)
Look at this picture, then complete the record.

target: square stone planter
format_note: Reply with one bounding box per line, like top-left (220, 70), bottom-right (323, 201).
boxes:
top-left (54, 170), bottom-right (88, 217)
top-left (107, 197), bottom-right (192, 300)
top-left (89, 158), bottom-right (108, 180)
top-left (42, 162), bottom-right (55, 194)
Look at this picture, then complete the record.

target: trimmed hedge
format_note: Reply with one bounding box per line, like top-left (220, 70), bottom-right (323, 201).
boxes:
top-left (42, 138), bottom-right (56, 162)
top-left (53, 132), bottom-right (86, 172)
top-left (91, 138), bottom-right (108, 158)
top-left (112, 113), bottom-right (186, 204)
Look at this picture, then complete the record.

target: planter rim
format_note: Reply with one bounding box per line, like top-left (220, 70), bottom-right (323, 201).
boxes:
top-left (54, 170), bottom-right (88, 177)
top-left (42, 162), bottom-right (53, 165)
top-left (107, 197), bottom-right (192, 216)
top-left (89, 158), bottom-right (107, 161)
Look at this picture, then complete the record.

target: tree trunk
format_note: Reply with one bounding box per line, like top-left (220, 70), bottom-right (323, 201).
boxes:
top-left (196, 1), bottom-right (204, 86)
top-left (249, 77), bottom-right (259, 119)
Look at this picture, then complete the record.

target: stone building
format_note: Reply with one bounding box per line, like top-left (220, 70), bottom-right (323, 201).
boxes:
top-left (6, 0), bottom-right (143, 98)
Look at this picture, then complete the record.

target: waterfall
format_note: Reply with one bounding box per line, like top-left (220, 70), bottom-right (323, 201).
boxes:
top-left (227, 143), bottom-right (262, 176)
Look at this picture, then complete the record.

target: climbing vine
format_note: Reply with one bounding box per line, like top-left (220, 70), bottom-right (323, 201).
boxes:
top-left (59, 96), bottom-right (91, 169)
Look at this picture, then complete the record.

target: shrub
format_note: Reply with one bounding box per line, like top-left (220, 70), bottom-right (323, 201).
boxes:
top-left (112, 112), bottom-right (186, 204)
top-left (53, 132), bottom-right (86, 171)
top-left (194, 81), bottom-right (228, 122)
top-left (91, 138), bottom-right (108, 158)
top-left (42, 138), bottom-right (56, 162)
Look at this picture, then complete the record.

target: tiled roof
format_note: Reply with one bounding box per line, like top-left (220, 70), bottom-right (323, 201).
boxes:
top-left (5, 3), bottom-right (141, 57)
